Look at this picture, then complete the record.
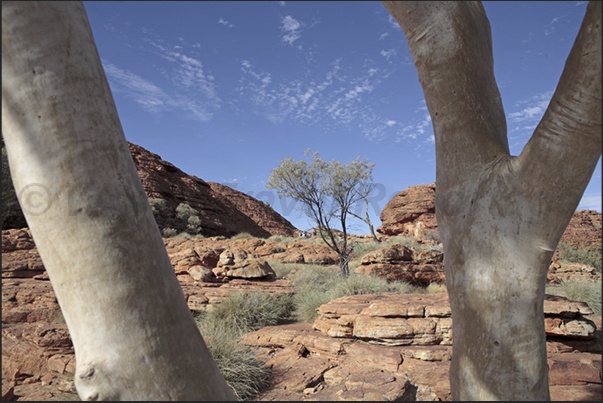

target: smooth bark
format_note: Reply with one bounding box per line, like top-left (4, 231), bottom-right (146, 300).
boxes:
top-left (383, 1), bottom-right (601, 400)
top-left (2, 2), bottom-right (235, 400)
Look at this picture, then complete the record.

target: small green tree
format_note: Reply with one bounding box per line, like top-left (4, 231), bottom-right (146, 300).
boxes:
top-left (266, 150), bottom-right (375, 276)
top-left (176, 202), bottom-right (203, 235)
top-left (148, 198), bottom-right (203, 236)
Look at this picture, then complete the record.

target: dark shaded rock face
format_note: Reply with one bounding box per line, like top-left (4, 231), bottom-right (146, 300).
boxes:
top-left (128, 142), bottom-right (298, 238)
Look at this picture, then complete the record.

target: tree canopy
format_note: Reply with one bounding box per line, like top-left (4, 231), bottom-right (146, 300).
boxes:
top-left (266, 150), bottom-right (375, 276)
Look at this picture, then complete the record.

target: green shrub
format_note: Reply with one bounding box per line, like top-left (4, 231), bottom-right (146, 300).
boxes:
top-left (425, 282), bottom-right (447, 294)
top-left (353, 241), bottom-right (386, 259)
top-left (386, 235), bottom-right (443, 251)
top-left (194, 291), bottom-right (295, 399)
top-left (201, 292), bottom-right (294, 335)
top-left (329, 273), bottom-right (412, 297)
top-left (266, 261), bottom-right (301, 279)
top-left (196, 320), bottom-right (271, 400)
top-left (290, 264), bottom-right (418, 323)
top-left (293, 287), bottom-right (335, 324)
top-left (149, 198), bottom-right (169, 215)
top-left (268, 234), bottom-right (297, 243)
top-left (557, 241), bottom-right (602, 273)
top-left (161, 227), bottom-right (178, 238)
top-left (230, 232), bottom-right (255, 240)
top-left (558, 279), bottom-right (601, 316)
top-left (176, 203), bottom-right (202, 235)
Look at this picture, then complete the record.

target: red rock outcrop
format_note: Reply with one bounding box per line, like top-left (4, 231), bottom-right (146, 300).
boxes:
top-left (377, 183), bottom-right (601, 257)
top-left (558, 209), bottom-right (602, 249)
top-left (128, 142), bottom-right (298, 238)
top-left (242, 293), bottom-right (601, 401)
top-left (355, 244), bottom-right (446, 285)
top-left (377, 183), bottom-right (437, 238)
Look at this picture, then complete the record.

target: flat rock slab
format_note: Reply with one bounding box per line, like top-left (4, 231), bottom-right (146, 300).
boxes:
top-left (244, 323), bottom-right (601, 401)
top-left (313, 293), bottom-right (598, 347)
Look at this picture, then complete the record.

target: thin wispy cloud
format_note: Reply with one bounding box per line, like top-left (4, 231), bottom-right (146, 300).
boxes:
top-left (280, 15), bottom-right (302, 45)
top-left (218, 18), bottom-right (234, 28)
top-left (507, 91), bottom-right (553, 154)
top-left (102, 60), bottom-right (170, 112)
top-left (236, 59), bottom-right (388, 129)
top-left (380, 49), bottom-right (396, 62)
top-left (507, 91), bottom-right (552, 124)
top-left (544, 16), bottom-right (561, 36)
top-left (102, 32), bottom-right (221, 122)
top-left (143, 38), bottom-right (221, 119)
top-left (387, 15), bottom-right (401, 30)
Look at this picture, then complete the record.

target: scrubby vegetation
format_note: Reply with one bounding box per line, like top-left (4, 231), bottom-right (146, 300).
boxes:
top-left (195, 292), bottom-right (293, 400)
top-left (230, 232), bottom-right (255, 240)
top-left (148, 197), bottom-right (204, 237)
top-left (556, 241), bottom-right (602, 273)
top-left (557, 279), bottom-right (601, 316)
top-left (196, 318), bottom-right (272, 400)
top-left (287, 263), bottom-right (424, 323)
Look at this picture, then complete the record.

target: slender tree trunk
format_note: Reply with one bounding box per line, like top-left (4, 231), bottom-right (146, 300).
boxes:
top-left (2, 2), bottom-right (235, 400)
top-left (383, 1), bottom-right (601, 400)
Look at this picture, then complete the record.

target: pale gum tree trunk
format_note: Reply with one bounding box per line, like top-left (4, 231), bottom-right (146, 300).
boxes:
top-left (383, 1), bottom-right (601, 401)
top-left (2, 2), bottom-right (235, 400)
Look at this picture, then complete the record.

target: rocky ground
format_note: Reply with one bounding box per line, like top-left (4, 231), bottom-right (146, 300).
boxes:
top-left (2, 227), bottom-right (601, 401)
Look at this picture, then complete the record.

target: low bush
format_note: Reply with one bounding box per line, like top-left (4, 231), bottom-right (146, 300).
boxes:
top-left (266, 261), bottom-right (303, 279)
top-left (386, 235), bottom-right (443, 251)
top-left (195, 291), bottom-right (295, 399)
top-left (196, 320), bottom-right (271, 400)
top-left (558, 279), bottom-right (601, 316)
top-left (353, 241), bottom-right (386, 259)
top-left (161, 227), bottom-right (178, 238)
top-left (290, 264), bottom-right (417, 323)
top-left (230, 232), bottom-right (255, 240)
top-left (557, 241), bottom-right (602, 273)
top-left (200, 292), bottom-right (294, 335)
top-left (268, 234), bottom-right (298, 243)
top-left (425, 282), bottom-right (447, 294)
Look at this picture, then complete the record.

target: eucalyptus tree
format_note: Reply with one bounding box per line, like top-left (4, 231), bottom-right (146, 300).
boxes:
top-left (2, 1), bottom-right (235, 400)
top-left (383, 1), bottom-right (601, 400)
top-left (266, 150), bottom-right (375, 276)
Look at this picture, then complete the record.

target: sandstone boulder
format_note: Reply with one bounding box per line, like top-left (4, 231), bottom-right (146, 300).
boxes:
top-left (187, 266), bottom-right (215, 282)
top-left (377, 183), bottom-right (437, 238)
top-left (214, 248), bottom-right (276, 279)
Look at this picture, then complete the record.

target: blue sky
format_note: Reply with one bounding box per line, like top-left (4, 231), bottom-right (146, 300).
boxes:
top-left (83, 1), bottom-right (601, 234)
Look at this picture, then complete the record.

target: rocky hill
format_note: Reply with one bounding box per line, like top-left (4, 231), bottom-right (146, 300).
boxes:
top-left (378, 183), bottom-right (602, 250)
top-left (2, 142), bottom-right (298, 238)
top-left (128, 142), bottom-right (298, 238)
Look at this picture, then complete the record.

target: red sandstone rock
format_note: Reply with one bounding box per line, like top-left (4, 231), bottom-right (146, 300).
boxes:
top-left (377, 183), bottom-right (601, 254)
top-left (377, 183), bottom-right (438, 238)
